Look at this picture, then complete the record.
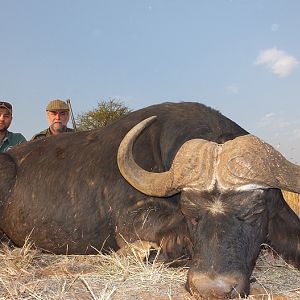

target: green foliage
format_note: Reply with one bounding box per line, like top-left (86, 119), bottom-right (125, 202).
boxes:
top-left (76, 99), bottom-right (132, 131)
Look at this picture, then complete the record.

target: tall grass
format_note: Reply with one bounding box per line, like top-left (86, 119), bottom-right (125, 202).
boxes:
top-left (282, 190), bottom-right (300, 217)
top-left (0, 240), bottom-right (299, 299)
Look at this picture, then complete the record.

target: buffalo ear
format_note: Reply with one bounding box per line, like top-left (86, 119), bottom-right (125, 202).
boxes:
top-left (266, 190), bottom-right (300, 269)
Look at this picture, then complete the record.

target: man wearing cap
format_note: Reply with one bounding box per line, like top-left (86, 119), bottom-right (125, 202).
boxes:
top-left (0, 101), bottom-right (27, 153)
top-left (31, 99), bottom-right (74, 140)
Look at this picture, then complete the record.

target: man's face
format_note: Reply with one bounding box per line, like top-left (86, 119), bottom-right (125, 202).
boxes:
top-left (0, 108), bottom-right (12, 132)
top-left (47, 110), bottom-right (70, 134)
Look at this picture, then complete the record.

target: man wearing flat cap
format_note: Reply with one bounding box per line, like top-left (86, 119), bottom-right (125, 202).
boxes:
top-left (31, 99), bottom-right (74, 140)
top-left (0, 101), bottom-right (27, 152)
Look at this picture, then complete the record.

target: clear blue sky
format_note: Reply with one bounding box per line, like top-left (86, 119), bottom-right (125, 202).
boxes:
top-left (1, 0), bottom-right (299, 163)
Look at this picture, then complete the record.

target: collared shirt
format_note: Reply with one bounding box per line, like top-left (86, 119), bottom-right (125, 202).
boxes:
top-left (0, 131), bottom-right (27, 153)
top-left (31, 127), bottom-right (74, 140)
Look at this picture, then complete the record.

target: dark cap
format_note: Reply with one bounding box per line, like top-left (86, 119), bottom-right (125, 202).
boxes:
top-left (0, 101), bottom-right (12, 114)
top-left (46, 99), bottom-right (69, 112)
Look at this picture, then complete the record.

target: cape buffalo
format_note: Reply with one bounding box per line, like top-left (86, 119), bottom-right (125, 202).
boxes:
top-left (0, 102), bottom-right (299, 299)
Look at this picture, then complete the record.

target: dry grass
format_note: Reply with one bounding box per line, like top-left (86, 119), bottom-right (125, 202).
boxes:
top-left (0, 238), bottom-right (188, 300)
top-left (0, 239), bottom-right (299, 300)
top-left (250, 245), bottom-right (300, 300)
top-left (282, 190), bottom-right (300, 218)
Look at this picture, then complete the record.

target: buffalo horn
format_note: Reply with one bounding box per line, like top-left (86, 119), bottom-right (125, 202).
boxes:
top-left (117, 116), bottom-right (217, 196)
top-left (117, 116), bottom-right (176, 196)
top-left (118, 118), bottom-right (300, 195)
top-left (217, 135), bottom-right (300, 194)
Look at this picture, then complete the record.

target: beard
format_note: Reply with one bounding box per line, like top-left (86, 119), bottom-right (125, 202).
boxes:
top-left (50, 122), bottom-right (67, 133)
top-left (0, 125), bottom-right (9, 132)
top-left (55, 126), bottom-right (67, 133)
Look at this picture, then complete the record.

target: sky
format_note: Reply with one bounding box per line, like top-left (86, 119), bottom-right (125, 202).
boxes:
top-left (1, 0), bottom-right (299, 164)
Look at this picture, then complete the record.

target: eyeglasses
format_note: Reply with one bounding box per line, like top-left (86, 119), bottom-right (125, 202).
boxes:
top-left (0, 101), bottom-right (12, 111)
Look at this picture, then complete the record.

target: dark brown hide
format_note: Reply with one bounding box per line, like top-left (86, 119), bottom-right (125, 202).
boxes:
top-left (0, 102), bottom-right (299, 299)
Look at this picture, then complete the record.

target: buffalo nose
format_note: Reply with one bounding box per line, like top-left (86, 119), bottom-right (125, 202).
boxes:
top-left (186, 269), bottom-right (249, 299)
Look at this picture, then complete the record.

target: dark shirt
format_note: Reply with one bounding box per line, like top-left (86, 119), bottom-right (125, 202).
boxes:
top-left (31, 127), bottom-right (74, 140)
top-left (0, 131), bottom-right (27, 153)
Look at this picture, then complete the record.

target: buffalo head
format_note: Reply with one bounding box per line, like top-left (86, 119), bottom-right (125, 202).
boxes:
top-left (117, 116), bottom-right (300, 299)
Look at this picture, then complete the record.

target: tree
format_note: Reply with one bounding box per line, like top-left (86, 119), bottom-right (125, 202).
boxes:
top-left (76, 99), bottom-right (132, 131)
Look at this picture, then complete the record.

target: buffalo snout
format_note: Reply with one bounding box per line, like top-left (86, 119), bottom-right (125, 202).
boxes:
top-left (186, 269), bottom-right (249, 299)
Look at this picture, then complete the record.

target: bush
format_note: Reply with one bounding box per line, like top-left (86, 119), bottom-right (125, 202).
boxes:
top-left (76, 99), bottom-right (132, 131)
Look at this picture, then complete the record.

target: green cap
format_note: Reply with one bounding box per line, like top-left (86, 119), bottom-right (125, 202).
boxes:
top-left (46, 99), bottom-right (69, 112)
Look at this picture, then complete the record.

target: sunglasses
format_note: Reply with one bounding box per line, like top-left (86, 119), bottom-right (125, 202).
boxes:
top-left (0, 101), bottom-right (12, 111)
